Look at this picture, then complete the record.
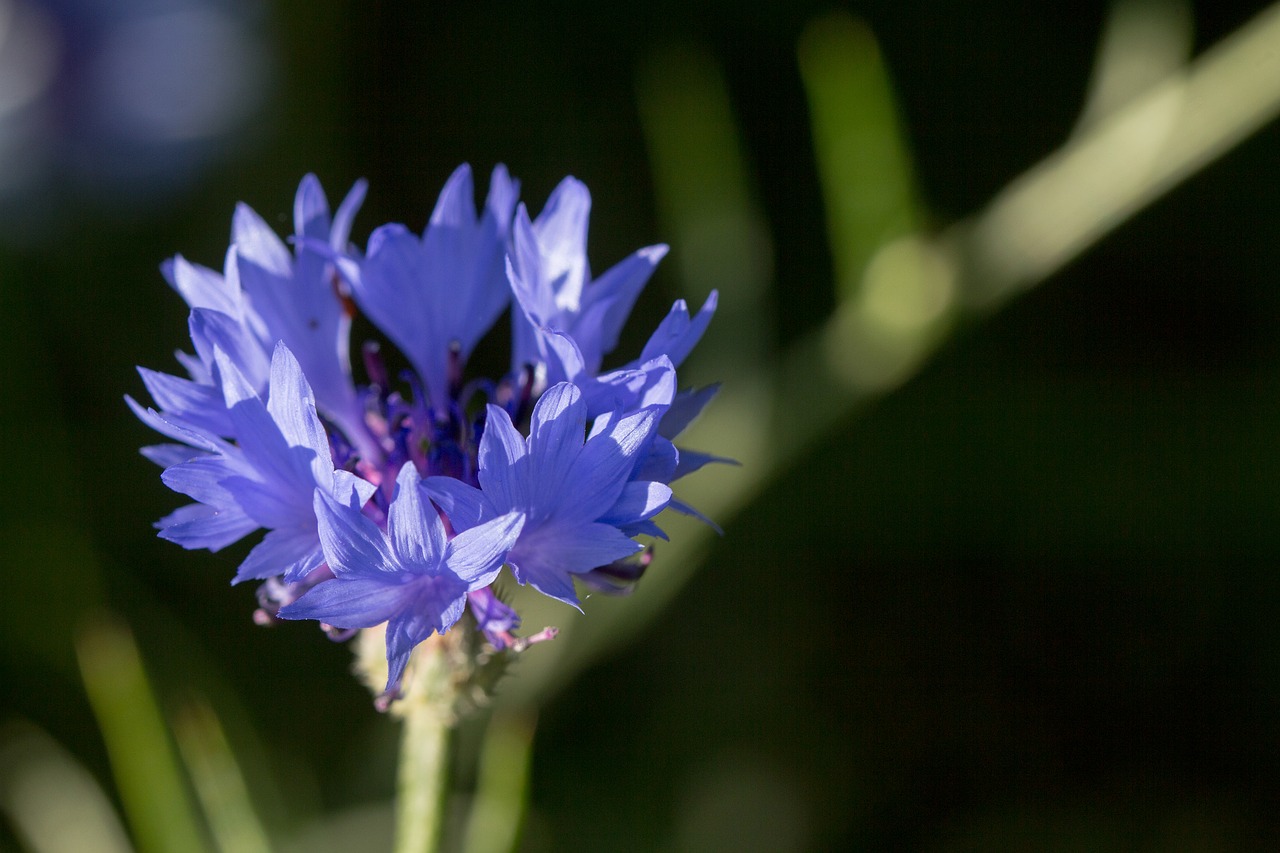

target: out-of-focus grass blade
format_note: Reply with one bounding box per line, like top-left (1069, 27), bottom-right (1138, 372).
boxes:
top-left (461, 710), bottom-right (537, 853)
top-left (171, 701), bottom-right (273, 853)
top-left (0, 722), bottom-right (133, 853)
top-left (1074, 0), bottom-right (1193, 132)
top-left (634, 40), bottom-right (774, 381)
top-left (962, 0), bottom-right (1280, 306)
top-left (76, 616), bottom-right (210, 853)
top-left (798, 11), bottom-right (920, 302)
top-left (498, 0), bottom-right (1280, 715)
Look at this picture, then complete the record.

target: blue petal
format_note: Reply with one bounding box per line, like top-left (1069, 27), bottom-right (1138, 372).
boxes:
top-left (634, 435), bottom-right (678, 483)
top-left (659, 384), bottom-right (721, 440)
top-left (264, 343), bottom-right (332, 485)
top-left (220, 473), bottom-right (307, 530)
top-left (383, 610), bottom-right (436, 690)
top-left (476, 405), bottom-right (529, 511)
top-left (530, 177), bottom-right (591, 310)
top-left (428, 163), bottom-right (476, 229)
top-left (330, 179), bottom-right (368, 251)
top-left (423, 476), bottom-right (489, 533)
top-left (126, 395), bottom-right (221, 452)
top-left (233, 201), bottom-right (293, 277)
top-left (561, 406), bottom-right (661, 521)
top-left (639, 290), bottom-right (718, 368)
top-left (137, 367), bottom-right (227, 434)
top-left (673, 448), bottom-right (738, 480)
top-left (194, 309), bottom-right (270, 396)
top-left (573, 243), bottom-right (667, 370)
top-left (468, 587), bottom-right (520, 636)
top-left (526, 383), bottom-right (585, 507)
top-left (155, 503), bottom-right (256, 551)
top-left (313, 489), bottom-right (395, 578)
top-left (140, 443), bottom-right (205, 468)
top-left (446, 512), bottom-right (524, 588)
top-left (668, 496), bottom-right (722, 534)
top-left (538, 328), bottom-right (587, 388)
top-left (161, 455), bottom-right (242, 506)
top-left (332, 469), bottom-right (378, 509)
top-left (293, 173), bottom-right (331, 241)
top-left (581, 356), bottom-right (674, 419)
top-left (387, 464), bottom-right (446, 568)
top-left (280, 576), bottom-right (408, 628)
top-left (509, 521), bottom-right (642, 606)
top-left (163, 254), bottom-right (241, 317)
top-left (599, 481), bottom-right (672, 526)
top-left (233, 526), bottom-right (323, 584)
top-left (403, 576), bottom-right (469, 635)
top-left (422, 164), bottom-right (514, 359)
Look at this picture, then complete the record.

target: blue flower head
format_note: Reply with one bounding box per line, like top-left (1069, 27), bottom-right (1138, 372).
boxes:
top-left (130, 167), bottom-right (727, 708)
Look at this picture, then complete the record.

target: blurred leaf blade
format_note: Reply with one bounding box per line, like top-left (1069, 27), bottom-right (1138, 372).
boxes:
top-left (76, 616), bottom-right (210, 853)
top-left (1074, 0), bottom-right (1194, 133)
top-left (798, 11), bottom-right (921, 302)
top-left (0, 722), bottom-right (134, 853)
top-left (461, 710), bottom-right (537, 853)
top-left (171, 700), bottom-right (274, 853)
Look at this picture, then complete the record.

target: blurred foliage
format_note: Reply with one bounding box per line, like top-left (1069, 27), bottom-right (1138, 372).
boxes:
top-left (4, 0), bottom-right (1280, 850)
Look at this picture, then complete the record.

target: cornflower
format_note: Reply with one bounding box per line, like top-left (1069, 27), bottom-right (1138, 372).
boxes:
top-left (129, 165), bottom-right (724, 707)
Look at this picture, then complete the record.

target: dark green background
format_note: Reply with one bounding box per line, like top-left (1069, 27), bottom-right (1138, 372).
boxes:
top-left (3, 0), bottom-right (1280, 849)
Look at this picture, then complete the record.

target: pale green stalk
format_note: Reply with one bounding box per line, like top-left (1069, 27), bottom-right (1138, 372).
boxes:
top-left (355, 626), bottom-right (463, 853)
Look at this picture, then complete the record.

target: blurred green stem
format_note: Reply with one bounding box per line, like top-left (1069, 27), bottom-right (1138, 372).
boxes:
top-left (392, 635), bottom-right (459, 853)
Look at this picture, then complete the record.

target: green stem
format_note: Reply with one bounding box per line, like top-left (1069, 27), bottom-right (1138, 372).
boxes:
top-left (391, 634), bottom-right (460, 853)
